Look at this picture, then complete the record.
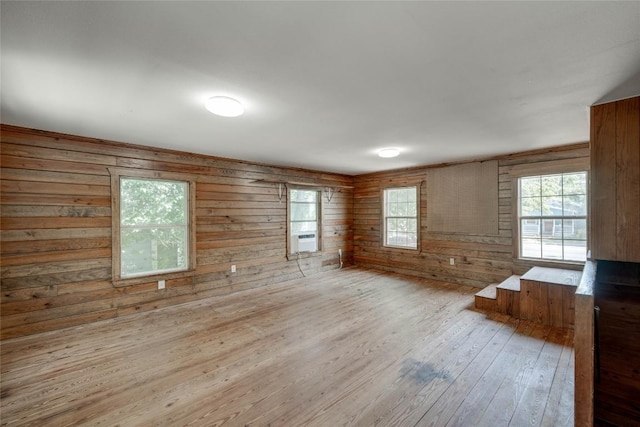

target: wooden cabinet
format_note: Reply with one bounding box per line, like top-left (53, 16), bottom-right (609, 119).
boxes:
top-left (593, 261), bottom-right (640, 426)
top-left (590, 96), bottom-right (640, 262)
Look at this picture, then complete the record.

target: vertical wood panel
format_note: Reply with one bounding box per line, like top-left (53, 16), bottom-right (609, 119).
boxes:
top-left (591, 96), bottom-right (640, 262)
top-left (547, 283), bottom-right (564, 328)
top-left (591, 102), bottom-right (618, 260)
top-left (574, 260), bottom-right (595, 427)
top-left (615, 96), bottom-right (640, 260)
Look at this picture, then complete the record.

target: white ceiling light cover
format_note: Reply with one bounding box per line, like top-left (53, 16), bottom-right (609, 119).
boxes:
top-left (205, 96), bottom-right (244, 117)
top-left (378, 148), bottom-right (400, 158)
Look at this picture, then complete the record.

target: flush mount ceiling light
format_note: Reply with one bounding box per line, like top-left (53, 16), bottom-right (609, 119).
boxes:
top-left (377, 148), bottom-right (400, 158)
top-left (205, 96), bottom-right (244, 117)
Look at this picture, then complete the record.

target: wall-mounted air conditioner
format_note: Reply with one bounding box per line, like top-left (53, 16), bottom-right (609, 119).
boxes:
top-left (293, 233), bottom-right (317, 253)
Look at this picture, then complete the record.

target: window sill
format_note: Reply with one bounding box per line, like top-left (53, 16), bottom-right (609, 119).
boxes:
top-left (112, 269), bottom-right (196, 288)
top-left (383, 245), bottom-right (419, 253)
top-left (286, 251), bottom-right (323, 261)
top-left (514, 258), bottom-right (585, 271)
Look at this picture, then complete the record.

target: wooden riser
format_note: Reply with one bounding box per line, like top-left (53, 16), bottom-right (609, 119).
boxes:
top-left (474, 283), bottom-right (498, 312)
top-left (496, 288), bottom-right (520, 317)
top-left (520, 267), bottom-right (581, 329)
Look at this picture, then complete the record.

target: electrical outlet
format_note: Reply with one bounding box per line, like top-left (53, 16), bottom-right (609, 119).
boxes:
top-left (158, 280), bottom-right (165, 290)
top-left (449, 258), bottom-right (455, 266)
top-left (231, 265), bottom-right (236, 273)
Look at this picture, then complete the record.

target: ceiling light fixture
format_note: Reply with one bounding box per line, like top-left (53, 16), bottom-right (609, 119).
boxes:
top-left (205, 96), bottom-right (244, 117)
top-left (377, 148), bottom-right (400, 158)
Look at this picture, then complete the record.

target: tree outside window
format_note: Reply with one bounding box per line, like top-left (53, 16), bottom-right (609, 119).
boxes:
top-left (120, 177), bottom-right (189, 278)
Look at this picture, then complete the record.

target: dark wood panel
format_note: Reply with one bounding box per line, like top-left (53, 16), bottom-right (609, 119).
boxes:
top-left (591, 96), bottom-right (640, 262)
top-left (615, 96), bottom-right (640, 261)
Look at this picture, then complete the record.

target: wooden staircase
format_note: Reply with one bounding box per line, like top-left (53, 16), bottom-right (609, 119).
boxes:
top-left (474, 266), bottom-right (582, 329)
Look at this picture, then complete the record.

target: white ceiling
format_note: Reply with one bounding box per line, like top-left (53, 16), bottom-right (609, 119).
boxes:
top-left (2, 1), bottom-right (639, 175)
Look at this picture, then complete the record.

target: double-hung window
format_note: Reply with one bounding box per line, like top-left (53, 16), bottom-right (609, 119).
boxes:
top-left (289, 188), bottom-right (320, 254)
top-left (110, 169), bottom-right (196, 284)
top-left (383, 186), bottom-right (419, 249)
top-left (518, 172), bottom-right (587, 262)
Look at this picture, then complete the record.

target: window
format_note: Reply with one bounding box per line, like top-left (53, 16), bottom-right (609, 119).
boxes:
top-left (110, 168), bottom-right (196, 284)
top-left (518, 172), bottom-right (587, 262)
top-left (383, 186), bottom-right (418, 249)
top-left (289, 188), bottom-right (320, 254)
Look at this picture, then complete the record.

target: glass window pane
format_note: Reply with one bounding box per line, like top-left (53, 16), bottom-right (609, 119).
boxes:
top-left (121, 227), bottom-right (187, 277)
top-left (383, 187), bottom-right (418, 249)
top-left (387, 202), bottom-right (398, 216)
top-left (564, 240), bottom-right (587, 262)
top-left (540, 196), bottom-right (562, 216)
top-left (541, 175), bottom-right (562, 196)
top-left (291, 203), bottom-right (316, 221)
top-left (407, 232), bottom-right (417, 248)
top-left (291, 221), bottom-right (317, 234)
top-left (121, 178), bottom-right (187, 226)
top-left (407, 202), bottom-right (417, 217)
top-left (563, 195), bottom-right (586, 216)
top-left (521, 238), bottom-right (541, 258)
top-left (521, 197), bottom-right (541, 216)
top-left (290, 190), bottom-right (317, 203)
top-left (562, 219), bottom-right (586, 240)
top-left (519, 171), bottom-right (587, 263)
top-left (386, 231), bottom-right (397, 245)
top-left (289, 189), bottom-right (320, 254)
top-left (521, 219), bottom-right (540, 237)
top-left (407, 189), bottom-right (417, 203)
top-left (520, 177), bottom-right (540, 197)
top-left (563, 173), bottom-right (587, 195)
top-left (542, 239), bottom-right (563, 260)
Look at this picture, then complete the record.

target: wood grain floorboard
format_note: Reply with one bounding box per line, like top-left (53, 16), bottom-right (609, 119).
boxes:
top-left (0, 267), bottom-right (574, 426)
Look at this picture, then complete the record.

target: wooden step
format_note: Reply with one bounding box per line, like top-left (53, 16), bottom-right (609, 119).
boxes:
top-left (497, 274), bottom-right (521, 292)
top-left (496, 275), bottom-right (521, 317)
top-left (474, 283), bottom-right (498, 312)
top-left (520, 266), bottom-right (582, 328)
top-left (520, 266), bottom-right (581, 287)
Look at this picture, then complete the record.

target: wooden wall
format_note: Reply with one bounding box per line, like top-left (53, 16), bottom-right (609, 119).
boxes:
top-left (1, 123), bottom-right (592, 339)
top-left (0, 125), bottom-right (354, 339)
top-left (353, 143), bottom-right (590, 288)
top-left (590, 96), bottom-right (640, 263)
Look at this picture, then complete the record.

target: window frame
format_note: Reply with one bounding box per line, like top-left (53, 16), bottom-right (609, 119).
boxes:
top-left (287, 186), bottom-right (322, 256)
top-left (382, 185), bottom-right (420, 251)
top-left (109, 168), bottom-right (196, 287)
top-left (508, 157), bottom-right (589, 266)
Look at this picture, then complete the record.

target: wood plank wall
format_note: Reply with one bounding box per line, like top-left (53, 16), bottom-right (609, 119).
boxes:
top-left (590, 96), bottom-right (640, 263)
top-left (353, 143), bottom-right (590, 288)
top-left (0, 125), bottom-right (354, 339)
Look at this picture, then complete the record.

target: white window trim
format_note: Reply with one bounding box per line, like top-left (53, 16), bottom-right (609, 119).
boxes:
top-left (509, 158), bottom-right (589, 265)
top-left (287, 187), bottom-right (322, 257)
top-left (109, 168), bottom-right (196, 287)
top-left (382, 186), bottom-right (420, 251)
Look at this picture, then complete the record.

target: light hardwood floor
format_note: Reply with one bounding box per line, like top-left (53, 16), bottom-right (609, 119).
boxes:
top-left (1, 267), bottom-right (574, 426)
